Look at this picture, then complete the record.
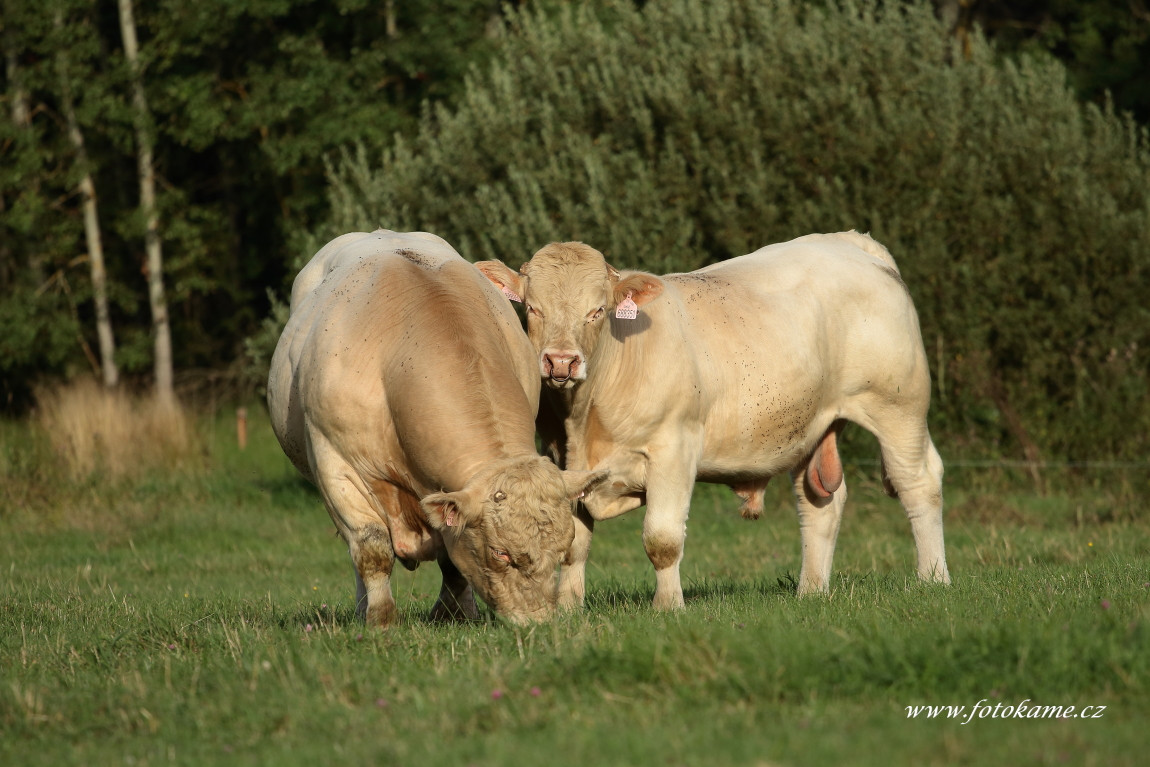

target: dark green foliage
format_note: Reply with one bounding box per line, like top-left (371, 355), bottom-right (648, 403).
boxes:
top-left (0, 0), bottom-right (512, 407)
top-left (959, 0), bottom-right (1150, 123)
top-left (325, 0), bottom-right (1150, 462)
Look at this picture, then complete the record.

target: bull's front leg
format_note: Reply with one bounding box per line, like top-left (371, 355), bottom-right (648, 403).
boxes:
top-left (428, 549), bottom-right (479, 621)
top-left (349, 522), bottom-right (398, 626)
top-left (312, 437), bottom-right (399, 627)
top-left (558, 504), bottom-right (595, 609)
top-left (641, 453), bottom-right (698, 611)
top-left (562, 453), bottom-right (647, 609)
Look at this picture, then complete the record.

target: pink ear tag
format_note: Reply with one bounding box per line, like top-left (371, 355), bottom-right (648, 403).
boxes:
top-left (500, 285), bottom-right (522, 303)
top-left (615, 291), bottom-right (638, 320)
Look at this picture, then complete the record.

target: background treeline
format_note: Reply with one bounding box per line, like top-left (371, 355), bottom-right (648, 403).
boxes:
top-left (1, 0), bottom-right (525, 404)
top-left (313, 0), bottom-right (1150, 464)
top-left (2, 0), bottom-right (1149, 465)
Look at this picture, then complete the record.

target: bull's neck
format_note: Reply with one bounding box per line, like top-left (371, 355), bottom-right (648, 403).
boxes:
top-left (566, 311), bottom-right (658, 422)
top-left (396, 357), bottom-right (538, 493)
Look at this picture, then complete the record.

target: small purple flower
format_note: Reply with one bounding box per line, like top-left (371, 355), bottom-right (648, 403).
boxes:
top-left (530, 687), bottom-right (541, 697)
top-left (375, 698), bottom-right (388, 708)
top-left (1100, 599), bottom-right (1111, 610)
top-left (491, 689), bottom-right (503, 700)
top-left (304, 623), bottom-right (314, 632)
top-left (167, 643), bottom-right (177, 650)
top-left (356, 633), bottom-right (364, 642)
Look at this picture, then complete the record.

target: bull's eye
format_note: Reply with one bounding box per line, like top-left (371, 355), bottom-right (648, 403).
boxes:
top-left (491, 548), bottom-right (512, 564)
top-left (586, 307), bottom-right (605, 323)
top-left (493, 490), bottom-right (506, 502)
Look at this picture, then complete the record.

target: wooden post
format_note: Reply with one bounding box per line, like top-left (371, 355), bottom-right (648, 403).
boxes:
top-left (237, 407), bottom-right (248, 450)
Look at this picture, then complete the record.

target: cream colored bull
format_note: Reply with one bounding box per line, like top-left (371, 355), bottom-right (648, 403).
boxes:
top-left (268, 230), bottom-right (605, 626)
top-left (477, 231), bottom-right (950, 609)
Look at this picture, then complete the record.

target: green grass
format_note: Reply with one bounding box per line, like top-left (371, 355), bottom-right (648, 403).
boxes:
top-left (2, 408), bottom-right (1147, 766)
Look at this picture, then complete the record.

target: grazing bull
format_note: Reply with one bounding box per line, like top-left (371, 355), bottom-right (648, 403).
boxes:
top-left (267, 230), bottom-right (606, 626)
top-left (477, 231), bottom-right (950, 609)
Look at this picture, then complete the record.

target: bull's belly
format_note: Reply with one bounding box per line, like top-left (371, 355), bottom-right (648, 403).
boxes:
top-left (696, 402), bottom-right (829, 481)
top-left (695, 445), bottom-right (806, 483)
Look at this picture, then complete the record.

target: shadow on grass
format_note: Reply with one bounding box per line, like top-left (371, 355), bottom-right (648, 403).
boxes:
top-left (275, 598), bottom-right (509, 631)
top-left (684, 573), bottom-right (798, 602)
top-left (585, 571), bottom-right (799, 612)
top-left (271, 571), bottom-right (803, 632)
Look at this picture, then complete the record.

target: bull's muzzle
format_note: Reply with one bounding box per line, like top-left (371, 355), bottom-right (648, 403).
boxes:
top-left (542, 351), bottom-right (582, 385)
top-left (499, 604), bottom-right (556, 626)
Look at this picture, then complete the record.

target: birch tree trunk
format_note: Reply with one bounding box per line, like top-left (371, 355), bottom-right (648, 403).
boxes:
top-left (3, 31), bottom-right (44, 286)
top-left (117, 0), bottom-right (174, 406)
top-left (56, 12), bottom-right (119, 388)
top-left (0, 42), bottom-right (14, 291)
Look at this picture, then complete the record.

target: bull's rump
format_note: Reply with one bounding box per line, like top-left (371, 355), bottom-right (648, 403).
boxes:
top-left (665, 232), bottom-right (930, 477)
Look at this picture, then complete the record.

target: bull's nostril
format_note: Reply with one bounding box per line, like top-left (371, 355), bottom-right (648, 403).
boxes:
top-left (543, 351), bottom-right (581, 382)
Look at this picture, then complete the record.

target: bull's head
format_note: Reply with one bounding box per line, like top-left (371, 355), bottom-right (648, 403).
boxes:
top-left (477, 243), bottom-right (663, 390)
top-left (420, 456), bottom-right (607, 624)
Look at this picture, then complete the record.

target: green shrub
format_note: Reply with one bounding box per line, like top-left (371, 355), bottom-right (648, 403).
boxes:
top-left (321, 0), bottom-right (1150, 463)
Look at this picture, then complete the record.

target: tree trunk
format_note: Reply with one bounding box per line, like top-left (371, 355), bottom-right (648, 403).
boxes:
top-left (117, 0), bottom-right (174, 406)
top-left (3, 30), bottom-right (44, 286)
top-left (385, 1), bottom-right (397, 39)
top-left (56, 12), bottom-right (119, 389)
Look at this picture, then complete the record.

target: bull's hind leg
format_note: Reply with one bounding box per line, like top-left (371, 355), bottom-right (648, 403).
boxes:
top-left (791, 424), bottom-right (849, 595)
top-left (791, 463), bottom-right (849, 596)
top-left (875, 421), bottom-right (950, 585)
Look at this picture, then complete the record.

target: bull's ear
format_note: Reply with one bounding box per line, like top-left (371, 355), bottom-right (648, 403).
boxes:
top-left (421, 491), bottom-right (472, 530)
top-left (613, 272), bottom-right (663, 308)
top-left (475, 260), bottom-right (524, 303)
top-left (561, 468), bottom-right (610, 500)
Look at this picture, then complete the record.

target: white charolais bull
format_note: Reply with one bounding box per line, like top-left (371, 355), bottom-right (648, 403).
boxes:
top-left (268, 230), bottom-right (606, 626)
top-left (477, 231), bottom-right (950, 609)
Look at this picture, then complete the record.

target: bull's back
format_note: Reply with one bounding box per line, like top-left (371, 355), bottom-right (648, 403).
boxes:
top-left (681, 232), bottom-right (924, 383)
top-left (269, 231), bottom-right (538, 489)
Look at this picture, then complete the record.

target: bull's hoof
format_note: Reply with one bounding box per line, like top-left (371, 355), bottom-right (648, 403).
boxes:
top-left (364, 599), bottom-right (398, 628)
top-left (795, 579), bottom-right (830, 598)
top-left (557, 578), bottom-right (586, 610)
top-left (651, 591), bottom-right (685, 611)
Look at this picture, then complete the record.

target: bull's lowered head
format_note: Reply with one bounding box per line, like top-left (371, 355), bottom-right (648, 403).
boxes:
top-left (420, 456), bottom-right (608, 624)
top-left (476, 243), bottom-right (663, 390)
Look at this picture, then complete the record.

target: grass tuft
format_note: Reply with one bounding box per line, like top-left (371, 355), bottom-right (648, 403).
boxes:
top-left (33, 378), bottom-right (202, 480)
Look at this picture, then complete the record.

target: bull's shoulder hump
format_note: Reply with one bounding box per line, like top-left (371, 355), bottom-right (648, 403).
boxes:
top-left (289, 231), bottom-right (378, 310)
top-left (299, 231), bottom-right (471, 293)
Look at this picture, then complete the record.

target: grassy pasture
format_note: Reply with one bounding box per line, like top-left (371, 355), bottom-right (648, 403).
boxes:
top-left (1, 406), bottom-right (1147, 766)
